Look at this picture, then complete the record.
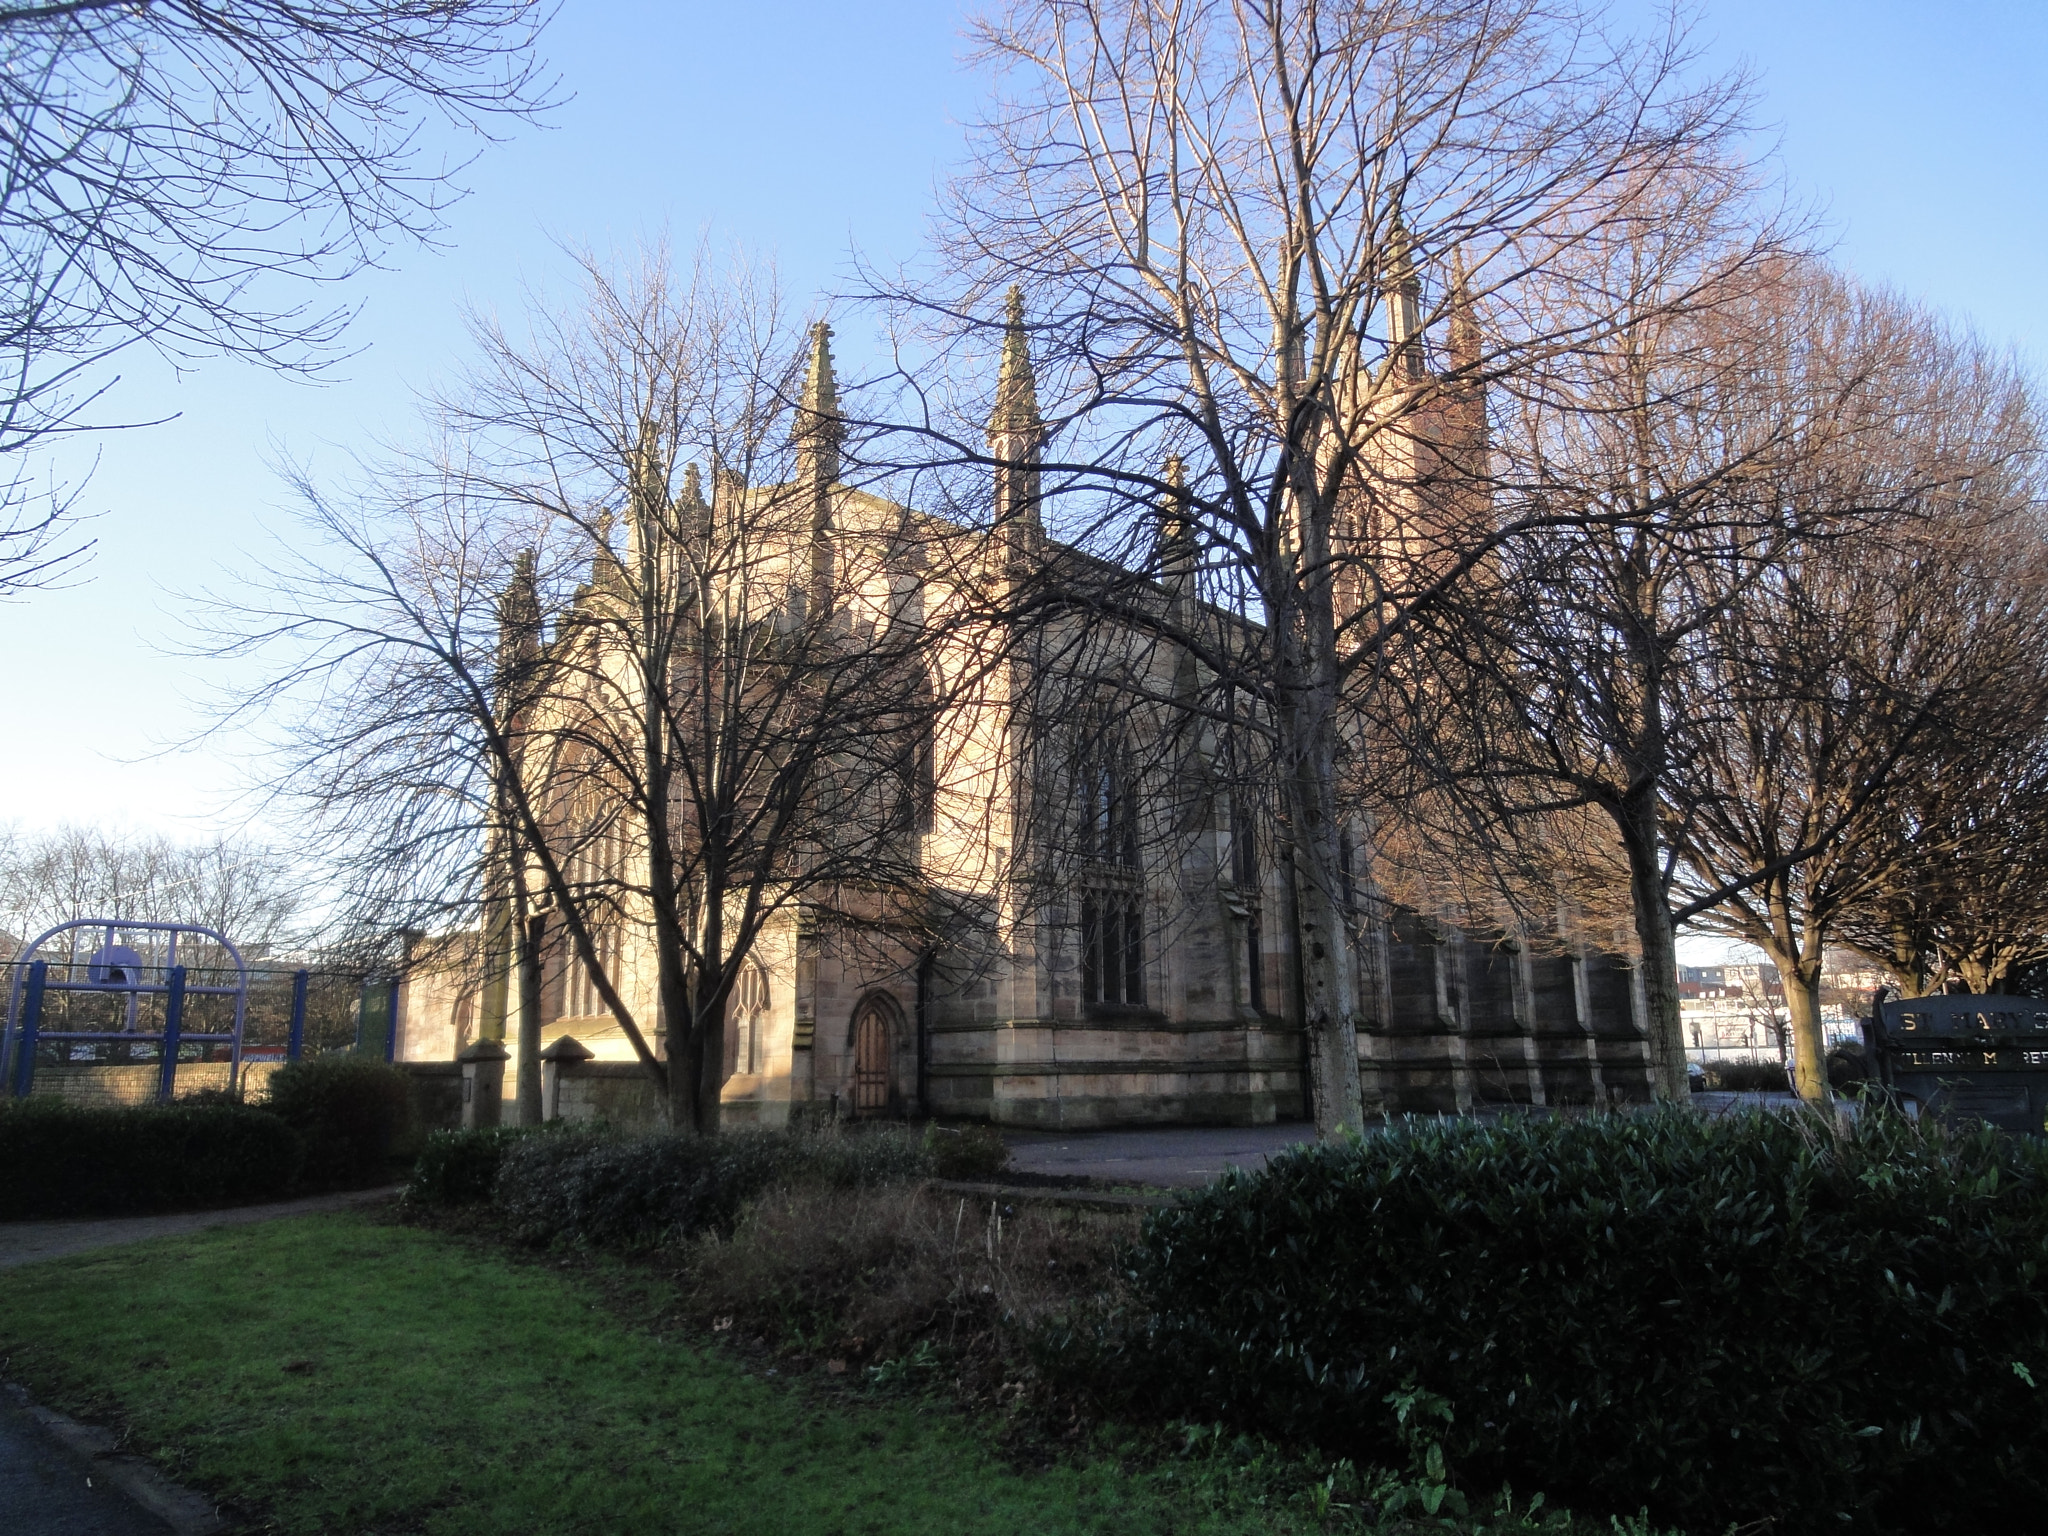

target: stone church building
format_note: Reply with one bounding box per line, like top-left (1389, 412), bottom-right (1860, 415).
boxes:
top-left (398, 290), bottom-right (1654, 1127)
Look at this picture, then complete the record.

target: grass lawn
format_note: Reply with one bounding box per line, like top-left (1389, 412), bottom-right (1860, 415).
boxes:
top-left (0, 1210), bottom-right (1339, 1536)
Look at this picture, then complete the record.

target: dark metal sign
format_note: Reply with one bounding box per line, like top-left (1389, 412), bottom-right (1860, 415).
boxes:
top-left (1869, 994), bottom-right (2048, 1136)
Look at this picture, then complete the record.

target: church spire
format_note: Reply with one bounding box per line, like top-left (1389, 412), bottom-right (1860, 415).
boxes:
top-left (1446, 248), bottom-right (1480, 375)
top-left (1442, 248), bottom-right (1489, 471)
top-left (1154, 453), bottom-right (1196, 587)
top-left (795, 320), bottom-right (842, 490)
top-left (987, 286), bottom-right (1043, 532)
top-left (988, 286), bottom-right (1042, 445)
top-left (497, 547), bottom-right (542, 679)
top-left (1385, 221), bottom-right (1425, 381)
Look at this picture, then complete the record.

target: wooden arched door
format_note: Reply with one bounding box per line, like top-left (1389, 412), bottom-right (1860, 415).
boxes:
top-left (850, 999), bottom-right (893, 1116)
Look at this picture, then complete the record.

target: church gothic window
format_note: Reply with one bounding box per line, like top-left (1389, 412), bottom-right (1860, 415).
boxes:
top-left (1081, 892), bottom-right (1144, 1006)
top-left (547, 797), bottom-right (626, 1022)
top-left (895, 699), bottom-right (936, 836)
top-left (1073, 733), bottom-right (1139, 867)
top-left (1233, 797), bottom-right (1264, 1012)
top-left (1074, 727), bottom-right (1144, 1007)
top-left (555, 919), bottom-right (622, 1021)
top-left (726, 960), bottom-right (769, 1078)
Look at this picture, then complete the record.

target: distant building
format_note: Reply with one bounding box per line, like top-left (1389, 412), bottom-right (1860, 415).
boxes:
top-left (1678, 963), bottom-right (1786, 1065)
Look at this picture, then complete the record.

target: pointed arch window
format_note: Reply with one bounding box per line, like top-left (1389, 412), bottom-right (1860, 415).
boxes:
top-left (726, 960), bottom-right (769, 1079)
top-left (1081, 892), bottom-right (1144, 1006)
top-left (1073, 723), bottom-right (1143, 1008)
top-left (895, 686), bottom-right (937, 837)
top-left (1233, 796), bottom-right (1264, 1013)
top-left (1073, 732), bottom-right (1139, 868)
top-left (547, 790), bottom-right (626, 1023)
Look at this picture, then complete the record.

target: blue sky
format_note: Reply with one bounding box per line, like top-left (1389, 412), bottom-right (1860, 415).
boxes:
top-left (1, 0), bottom-right (2043, 886)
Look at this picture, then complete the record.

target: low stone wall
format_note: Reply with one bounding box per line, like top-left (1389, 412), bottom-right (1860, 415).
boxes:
top-left (550, 1061), bottom-right (666, 1130)
top-left (389, 1057), bottom-right (670, 1134)
top-left (23, 1061), bottom-right (466, 1140)
top-left (397, 1061), bottom-right (463, 1133)
top-left (27, 1060), bottom-right (283, 1108)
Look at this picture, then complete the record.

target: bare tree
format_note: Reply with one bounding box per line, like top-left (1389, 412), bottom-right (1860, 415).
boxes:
top-left (0, 0), bottom-right (558, 594)
top-left (1671, 489), bottom-right (2039, 1097)
top-left (878, 0), bottom-right (1780, 1132)
top-left (1375, 262), bottom-right (1946, 1098)
top-left (191, 448), bottom-right (569, 1116)
top-left (1834, 695), bottom-right (2048, 998)
top-left (0, 822), bottom-right (302, 952)
top-left (204, 245), bottom-right (979, 1133)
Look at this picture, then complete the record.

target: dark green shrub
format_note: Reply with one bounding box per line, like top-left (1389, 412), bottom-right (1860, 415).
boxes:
top-left (493, 1121), bottom-right (938, 1250)
top-left (264, 1055), bottom-right (418, 1188)
top-left (1707, 1057), bottom-right (1791, 1092)
top-left (494, 1128), bottom-right (785, 1249)
top-left (1092, 1109), bottom-right (2048, 1536)
top-left (405, 1125), bottom-right (539, 1207)
top-left (0, 1098), bottom-right (302, 1218)
top-left (923, 1121), bottom-right (1012, 1180)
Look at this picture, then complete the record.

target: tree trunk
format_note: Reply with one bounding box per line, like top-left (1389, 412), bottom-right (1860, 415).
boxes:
top-left (1752, 891), bottom-right (1830, 1103)
top-left (694, 1004), bottom-right (724, 1134)
top-left (1619, 791), bottom-right (1688, 1100)
top-left (1957, 956), bottom-right (2000, 994)
top-left (661, 954), bottom-right (700, 1133)
top-left (514, 911), bottom-right (544, 1126)
top-left (1781, 964), bottom-right (1828, 1102)
top-left (692, 962), bottom-right (725, 1135)
top-left (1275, 534), bottom-right (1365, 1139)
top-left (1879, 923), bottom-right (1938, 997)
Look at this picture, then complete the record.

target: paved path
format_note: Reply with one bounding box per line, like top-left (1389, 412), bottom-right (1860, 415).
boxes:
top-left (0, 1388), bottom-right (178, 1535)
top-left (1004, 1123), bottom-right (1316, 1187)
top-left (0, 1186), bottom-right (400, 1270)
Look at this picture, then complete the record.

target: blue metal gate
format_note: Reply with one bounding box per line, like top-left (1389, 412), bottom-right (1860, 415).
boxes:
top-left (3, 920), bottom-right (251, 1101)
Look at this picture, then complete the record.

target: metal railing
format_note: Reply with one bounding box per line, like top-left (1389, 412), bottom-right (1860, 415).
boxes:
top-left (2, 959), bottom-right (379, 1098)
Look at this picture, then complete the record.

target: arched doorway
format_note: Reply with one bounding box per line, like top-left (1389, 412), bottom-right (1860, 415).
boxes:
top-left (849, 995), bottom-right (896, 1116)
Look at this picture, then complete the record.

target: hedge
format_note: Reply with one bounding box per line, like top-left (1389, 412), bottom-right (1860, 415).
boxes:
top-left (264, 1055), bottom-right (419, 1188)
top-left (1083, 1109), bottom-right (2048, 1536)
top-left (0, 1098), bottom-right (302, 1219)
top-left (406, 1124), bottom-right (542, 1208)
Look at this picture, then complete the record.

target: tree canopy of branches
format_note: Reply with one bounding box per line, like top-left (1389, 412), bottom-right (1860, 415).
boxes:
top-left (0, 821), bottom-right (302, 954)
top-left (876, 0), bottom-right (1779, 1132)
top-left (1374, 263), bottom-right (1973, 1096)
top-left (1672, 492), bottom-right (2048, 1096)
top-left (0, 0), bottom-right (557, 594)
top-left (1834, 676), bottom-right (2048, 999)
top-left (1380, 257), bottom-right (2046, 1100)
